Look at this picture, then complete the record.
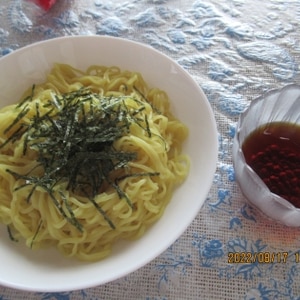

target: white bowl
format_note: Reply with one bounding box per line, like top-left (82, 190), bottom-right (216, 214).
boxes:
top-left (233, 84), bottom-right (300, 227)
top-left (0, 36), bottom-right (218, 292)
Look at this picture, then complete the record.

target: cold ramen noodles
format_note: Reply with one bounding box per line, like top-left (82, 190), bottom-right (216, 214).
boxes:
top-left (0, 64), bottom-right (189, 261)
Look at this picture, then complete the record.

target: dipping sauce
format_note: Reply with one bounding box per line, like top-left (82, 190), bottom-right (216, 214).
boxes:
top-left (242, 122), bottom-right (300, 208)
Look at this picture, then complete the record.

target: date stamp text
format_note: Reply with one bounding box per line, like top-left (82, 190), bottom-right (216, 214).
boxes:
top-left (227, 252), bottom-right (295, 264)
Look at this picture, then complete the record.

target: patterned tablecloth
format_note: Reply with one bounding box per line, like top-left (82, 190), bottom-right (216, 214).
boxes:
top-left (1, 0), bottom-right (300, 299)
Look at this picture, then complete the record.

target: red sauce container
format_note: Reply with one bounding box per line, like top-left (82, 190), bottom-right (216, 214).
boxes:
top-left (233, 84), bottom-right (300, 226)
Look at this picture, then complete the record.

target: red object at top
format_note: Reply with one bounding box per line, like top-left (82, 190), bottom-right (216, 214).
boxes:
top-left (29, 0), bottom-right (57, 10)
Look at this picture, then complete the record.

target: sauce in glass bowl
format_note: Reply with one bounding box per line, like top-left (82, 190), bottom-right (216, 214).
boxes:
top-left (233, 84), bottom-right (300, 227)
top-left (242, 122), bottom-right (300, 208)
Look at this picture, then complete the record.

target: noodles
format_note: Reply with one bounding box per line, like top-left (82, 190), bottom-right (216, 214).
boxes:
top-left (0, 63), bottom-right (189, 261)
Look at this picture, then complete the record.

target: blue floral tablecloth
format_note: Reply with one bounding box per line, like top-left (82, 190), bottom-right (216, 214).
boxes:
top-left (1, 0), bottom-right (300, 299)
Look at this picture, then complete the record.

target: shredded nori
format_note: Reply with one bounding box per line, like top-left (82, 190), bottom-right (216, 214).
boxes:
top-left (1, 87), bottom-right (160, 233)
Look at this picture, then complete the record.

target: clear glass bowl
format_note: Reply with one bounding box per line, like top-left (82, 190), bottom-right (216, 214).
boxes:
top-left (233, 84), bottom-right (300, 227)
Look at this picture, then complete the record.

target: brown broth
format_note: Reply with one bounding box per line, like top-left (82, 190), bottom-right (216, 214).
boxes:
top-left (242, 122), bottom-right (300, 208)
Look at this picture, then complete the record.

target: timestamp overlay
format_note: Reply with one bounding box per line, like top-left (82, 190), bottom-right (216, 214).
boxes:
top-left (227, 252), bottom-right (300, 264)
